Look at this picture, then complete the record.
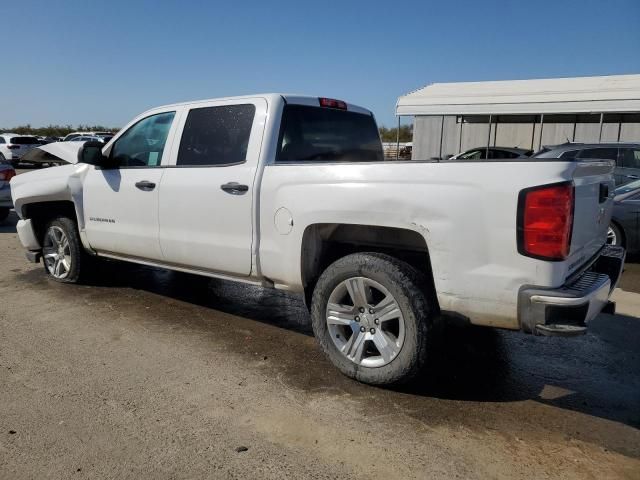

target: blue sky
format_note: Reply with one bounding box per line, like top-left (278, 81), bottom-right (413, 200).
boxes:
top-left (2, 0), bottom-right (639, 128)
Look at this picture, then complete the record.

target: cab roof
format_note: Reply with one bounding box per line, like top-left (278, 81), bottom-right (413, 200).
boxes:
top-left (145, 94), bottom-right (374, 117)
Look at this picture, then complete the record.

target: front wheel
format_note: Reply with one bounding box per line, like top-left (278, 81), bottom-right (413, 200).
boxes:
top-left (311, 252), bottom-right (436, 385)
top-left (42, 216), bottom-right (89, 283)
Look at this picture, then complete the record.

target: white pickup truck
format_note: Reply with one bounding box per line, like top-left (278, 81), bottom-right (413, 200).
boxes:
top-left (10, 94), bottom-right (625, 385)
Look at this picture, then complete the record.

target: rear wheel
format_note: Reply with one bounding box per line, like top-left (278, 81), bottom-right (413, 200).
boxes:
top-left (311, 252), bottom-right (435, 385)
top-left (42, 216), bottom-right (89, 283)
top-left (607, 223), bottom-right (624, 247)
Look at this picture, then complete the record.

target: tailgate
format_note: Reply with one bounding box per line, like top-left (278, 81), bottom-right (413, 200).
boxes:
top-left (567, 160), bottom-right (615, 275)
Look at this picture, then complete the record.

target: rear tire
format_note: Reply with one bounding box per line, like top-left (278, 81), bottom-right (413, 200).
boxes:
top-left (311, 252), bottom-right (436, 385)
top-left (42, 216), bottom-right (89, 283)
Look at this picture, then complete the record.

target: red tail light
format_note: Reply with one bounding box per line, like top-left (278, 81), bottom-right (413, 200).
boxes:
top-left (517, 182), bottom-right (574, 261)
top-left (319, 97), bottom-right (347, 110)
top-left (0, 169), bottom-right (15, 181)
top-left (7, 145), bottom-right (19, 150)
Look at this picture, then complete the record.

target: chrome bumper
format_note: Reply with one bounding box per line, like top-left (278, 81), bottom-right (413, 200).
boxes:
top-left (519, 245), bottom-right (625, 336)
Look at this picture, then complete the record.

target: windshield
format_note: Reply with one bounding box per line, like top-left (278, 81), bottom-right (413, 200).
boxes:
top-left (276, 105), bottom-right (383, 162)
top-left (615, 179), bottom-right (640, 195)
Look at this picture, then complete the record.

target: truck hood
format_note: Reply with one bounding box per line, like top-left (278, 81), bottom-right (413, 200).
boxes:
top-left (19, 142), bottom-right (83, 165)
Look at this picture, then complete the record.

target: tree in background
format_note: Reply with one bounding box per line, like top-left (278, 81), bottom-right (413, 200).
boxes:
top-left (1, 124), bottom-right (119, 137)
top-left (378, 124), bottom-right (413, 142)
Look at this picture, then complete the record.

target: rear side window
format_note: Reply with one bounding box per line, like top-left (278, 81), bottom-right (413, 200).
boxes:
top-left (276, 105), bottom-right (383, 162)
top-left (559, 150), bottom-right (580, 159)
top-left (0, 138), bottom-right (4, 144)
top-left (621, 148), bottom-right (640, 169)
top-left (578, 148), bottom-right (619, 161)
top-left (9, 136), bottom-right (39, 145)
top-left (491, 149), bottom-right (521, 159)
top-left (177, 104), bottom-right (255, 167)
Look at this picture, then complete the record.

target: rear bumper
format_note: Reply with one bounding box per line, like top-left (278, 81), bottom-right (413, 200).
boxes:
top-left (518, 245), bottom-right (625, 336)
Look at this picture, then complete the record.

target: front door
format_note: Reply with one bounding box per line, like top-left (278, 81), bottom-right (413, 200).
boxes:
top-left (158, 98), bottom-right (267, 276)
top-left (83, 110), bottom-right (178, 260)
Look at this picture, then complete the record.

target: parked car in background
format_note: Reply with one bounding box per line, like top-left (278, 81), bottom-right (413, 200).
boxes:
top-left (0, 134), bottom-right (41, 167)
top-left (0, 161), bottom-right (16, 222)
top-left (608, 179), bottom-right (640, 254)
top-left (62, 131), bottom-right (113, 142)
top-left (37, 136), bottom-right (61, 145)
top-left (449, 146), bottom-right (533, 160)
top-left (532, 143), bottom-right (640, 186)
top-left (68, 135), bottom-right (108, 143)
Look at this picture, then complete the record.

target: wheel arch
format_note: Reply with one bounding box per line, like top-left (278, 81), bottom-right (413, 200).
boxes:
top-left (300, 223), bottom-right (438, 310)
top-left (22, 200), bottom-right (80, 244)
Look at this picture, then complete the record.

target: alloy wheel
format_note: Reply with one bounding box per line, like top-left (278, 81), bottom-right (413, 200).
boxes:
top-left (43, 226), bottom-right (72, 279)
top-left (326, 276), bottom-right (405, 368)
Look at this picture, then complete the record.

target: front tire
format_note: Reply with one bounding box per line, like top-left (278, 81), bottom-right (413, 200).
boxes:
top-left (311, 252), bottom-right (436, 385)
top-left (42, 216), bottom-right (88, 283)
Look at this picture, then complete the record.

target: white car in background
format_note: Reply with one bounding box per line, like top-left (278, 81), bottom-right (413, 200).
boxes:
top-left (62, 131), bottom-right (113, 142)
top-left (68, 135), bottom-right (110, 144)
top-left (0, 133), bottom-right (41, 167)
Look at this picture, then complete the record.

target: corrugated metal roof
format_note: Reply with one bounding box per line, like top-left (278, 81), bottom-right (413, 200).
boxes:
top-left (396, 74), bottom-right (640, 116)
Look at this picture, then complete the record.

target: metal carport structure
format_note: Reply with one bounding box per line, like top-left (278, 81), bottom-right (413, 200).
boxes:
top-left (396, 74), bottom-right (640, 160)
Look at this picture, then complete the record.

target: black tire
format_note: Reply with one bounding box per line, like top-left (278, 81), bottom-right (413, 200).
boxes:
top-left (311, 252), bottom-right (436, 385)
top-left (0, 208), bottom-right (9, 222)
top-left (41, 216), bottom-right (90, 283)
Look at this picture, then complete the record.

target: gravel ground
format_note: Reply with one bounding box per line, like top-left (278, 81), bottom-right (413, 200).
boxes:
top-left (0, 206), bottom-right (639, 479)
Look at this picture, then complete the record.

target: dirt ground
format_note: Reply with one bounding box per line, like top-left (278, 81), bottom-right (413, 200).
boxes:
top-left (1, 207), bottom-right (639, 479)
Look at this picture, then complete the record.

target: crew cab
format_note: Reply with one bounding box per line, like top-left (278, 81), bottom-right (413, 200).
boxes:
top-left (10, 94), bottom-right (625, 385)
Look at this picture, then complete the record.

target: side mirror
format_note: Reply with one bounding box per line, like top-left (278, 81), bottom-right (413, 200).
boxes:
top-left (78, 141), bottom-right (115, 168)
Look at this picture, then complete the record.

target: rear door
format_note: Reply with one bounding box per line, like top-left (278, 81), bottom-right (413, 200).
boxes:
top-left (578, 147), bottom-right (622, 185)
top-left (158, 98), bottom-right (267, 276)
top-left (618, 147), bottom-right (640, 185)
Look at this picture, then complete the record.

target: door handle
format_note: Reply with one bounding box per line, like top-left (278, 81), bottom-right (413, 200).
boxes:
top-left (220, 182), bottom-right (249, 195)
top-left (135, 180), bottom-right (156, 191)
top-left (626, 174), bottom-right (639, 179)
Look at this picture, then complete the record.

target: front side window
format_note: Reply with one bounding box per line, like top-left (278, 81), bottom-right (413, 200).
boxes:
top-left (621, 148), bottom-right (640, 169)
top-left (177, 104), bottom-right (255, 166)
top-left (276, 105), bottom-right (383, 162)
top-left (111, 111), bottom-right (175, 167)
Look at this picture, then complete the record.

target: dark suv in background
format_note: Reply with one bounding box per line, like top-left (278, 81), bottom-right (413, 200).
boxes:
top-left (532, 143), bottom-right (640, 185)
